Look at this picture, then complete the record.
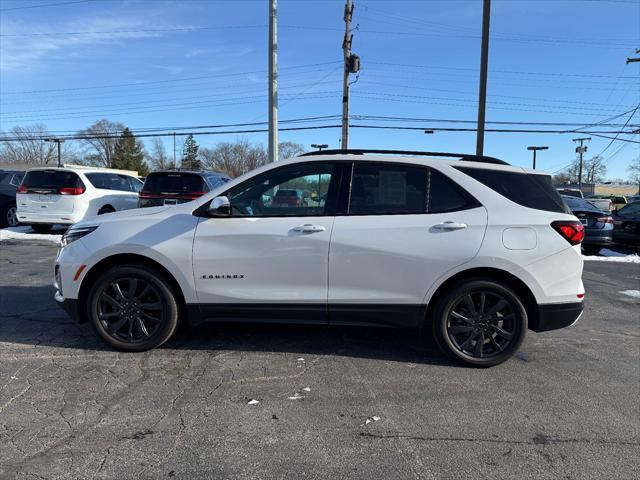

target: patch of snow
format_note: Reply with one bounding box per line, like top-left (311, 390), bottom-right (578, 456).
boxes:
top-left (287, 392), bottom-right (304, 400)
top-left (0, 226), bottom-right (62, 245)
top-left (600, 248), bottom-right (629, 257)
top-left (302, 387), bottom-right (311, 392)
top-left (247, 399), bottom-right (260, 405)
top-left (364, 416), bottom-right (381, 425)
top-left (583, 253), bottom-right (640, 263)
top-left (620, 290), bottom-right (640, 299)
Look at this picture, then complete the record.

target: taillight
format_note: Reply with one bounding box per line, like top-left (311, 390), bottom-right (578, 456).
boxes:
top-left (551, 220), bottom-right (585, 245)
top-left (17, 185), bottom-right (27, 193)
top-left (596, 216), bottom-right (613, 224)
top-left (59, 187), bottom-right (85, 195)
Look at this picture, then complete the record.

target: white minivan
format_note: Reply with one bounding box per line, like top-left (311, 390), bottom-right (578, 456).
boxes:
top-left (17, 166), bottom-right (143, 233)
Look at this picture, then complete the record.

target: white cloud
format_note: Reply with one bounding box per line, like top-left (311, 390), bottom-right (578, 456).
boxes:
top-left (0, 16), bottom-right (165, 72)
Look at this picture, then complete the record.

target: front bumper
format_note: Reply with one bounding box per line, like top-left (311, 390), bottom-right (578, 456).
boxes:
top-left (530, 301), bottom-right (583, 332)
top-left (54, 290), bottom-right (81, 322)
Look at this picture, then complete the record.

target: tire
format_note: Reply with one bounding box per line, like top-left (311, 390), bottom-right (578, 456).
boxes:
top-left (582, 245), bottom-right (601, 256)
top-left (97, 205), bottom-right (115, 215)
top-left (431, 279), bottom-right (527, 367)
top-left (1, 204), bottom-right (19, 228)
top-left (87, 265), bottom-right (180, 351)
top-left (31, 224), bottom-right (53, 233)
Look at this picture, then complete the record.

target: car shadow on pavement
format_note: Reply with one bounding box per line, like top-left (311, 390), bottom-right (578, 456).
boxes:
top-left (0, 285), bottom-right (454, 366)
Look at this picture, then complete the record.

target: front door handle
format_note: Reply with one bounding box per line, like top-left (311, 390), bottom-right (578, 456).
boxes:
top-left (434, 221), bottom-right (468, 231)
top-left (292, 224), bottom-right (326, 233)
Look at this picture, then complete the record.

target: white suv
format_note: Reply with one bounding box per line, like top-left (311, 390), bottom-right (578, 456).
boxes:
top-left (53, 151), bottom-right (585, 367)
top-left (17, 166), bottom-right (143, 233)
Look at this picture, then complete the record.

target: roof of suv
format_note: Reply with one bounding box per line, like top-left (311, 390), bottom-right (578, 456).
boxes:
top-left (151, 170), bottom-right (229, 176)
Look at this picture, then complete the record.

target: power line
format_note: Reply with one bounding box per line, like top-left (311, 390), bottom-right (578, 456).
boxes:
top-left (1, 62), bottom-right (341, 95)
top-left (0, 25), bottom-right (266, 37)
top-left (597, 104), bottom-right (640, 156)
top-left (0, 0), bottom-right (96, 11)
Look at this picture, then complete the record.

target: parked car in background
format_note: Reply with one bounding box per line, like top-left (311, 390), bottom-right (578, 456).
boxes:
top-left (0, 169), bottom-right (24, 228)
top-left (611, 201), bottom-right (640, 247)
top-left (626, 195), bottom-right (640, 204)
top-left (17, 167), bottom-right (143, 233)
top-left (138, 170), bottom-right (230, 208)
top-left (562, 195), bottom-right (613, 255)
top-left (556, 187), bottom-right (584, 199)
top-left (593, 194), bottom-right (627, 210)
top-left (272, 188), bottom-right (304, 207)
top-left (54, 150), bottom-right (585, 367)
top-left (585, 196), bottom-right (613, 213)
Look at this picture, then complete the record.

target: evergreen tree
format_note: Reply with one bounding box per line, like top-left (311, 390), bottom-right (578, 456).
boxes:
top-left (113, 128), bottom-right (149, 175)
top-left (182, 134), bottom-right (201, 170)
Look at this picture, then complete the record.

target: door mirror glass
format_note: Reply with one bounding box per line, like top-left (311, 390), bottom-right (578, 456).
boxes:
top-left (208, 196), bottom-right (231, 216)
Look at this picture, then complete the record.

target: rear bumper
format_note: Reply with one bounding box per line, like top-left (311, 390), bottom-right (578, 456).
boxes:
top-left (54, 291), bottom-right (82, 322)
top-left (17, 212), bottom-right (81, 225)
top-left (584, 230), bottom-right (613, 246)
top-left (530, 301), bottom-right (583, 332)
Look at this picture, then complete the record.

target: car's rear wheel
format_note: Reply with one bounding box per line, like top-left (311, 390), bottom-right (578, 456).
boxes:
top-left (1, 204), bottom-right (19, 228)
top-left (31, 223), bottom-right (53, 233)
top-left (582, 245), bottom-right (601, 256)
top-left (87, 265), bottom-right (179, 351)
top-left (431, 279), bottom-right (527, 367)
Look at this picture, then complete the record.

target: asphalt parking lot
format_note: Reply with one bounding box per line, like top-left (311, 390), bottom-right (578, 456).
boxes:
top-left (0, 240), bottom-right (638, 480)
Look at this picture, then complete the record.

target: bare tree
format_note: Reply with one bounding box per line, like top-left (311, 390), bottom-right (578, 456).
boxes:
top-left (78, 119), bottom-right (125, 168)
top-left (147, 137), bottom-right (172, 171)
top-left (278, 141), bottom-right (306, 160)
top-left (0, 124), bottom-right (76, 165)
top-left (199, 138), bottom-right (268, 177)
top-left (628, 157), bottom-right (640, 193)
top-left (557, 155), bottom-right (607, 184)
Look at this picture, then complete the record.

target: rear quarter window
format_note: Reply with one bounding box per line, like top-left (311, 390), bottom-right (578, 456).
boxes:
top-left (455, 167), bottom-right (569, 214)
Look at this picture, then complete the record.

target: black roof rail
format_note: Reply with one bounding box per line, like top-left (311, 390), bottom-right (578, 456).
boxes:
top-left (298, 149), bottom-right (509, 165)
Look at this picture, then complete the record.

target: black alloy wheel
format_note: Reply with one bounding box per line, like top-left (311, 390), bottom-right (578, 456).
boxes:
top-left (88, 265), bottom-right (179, 351)
top-left (432, 280), bottom-right (527, 367)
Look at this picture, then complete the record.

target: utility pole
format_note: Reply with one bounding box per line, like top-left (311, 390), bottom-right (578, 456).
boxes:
top-left (573, 137), bottom-right (591, 192)
top-left (626, 48), bottom-right (640, 64)
top-left (173, 132), bottom-right (176, 169)
top-left (341, 0), bottom-right (359, 150)
top-left (43, 138), bottom-right (65, 167)
top-left (268, 0), bottom-right (279, 162)
top-left (527, 146), bottom-right (548, 169)
top-left (475, 0), bottom-right (491, 156)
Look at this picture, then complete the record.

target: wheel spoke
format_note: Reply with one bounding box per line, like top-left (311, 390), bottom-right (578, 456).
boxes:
top-left (137, 285), bottom-right (152, 301)
top-left (491, 325), bottom-right (513, 340)
top-left (140, 312), bottom-right (161, 324)
top-left (101, 294), bottom-right (123, 310)
top-left (128, 278), bottom-right (138, 299)
top-left (463, 294), bottom-right (477, 316)
top-left (479, 292), bottom-right (486, 315)
top-left (112, 282), bottom-right (126, 301)
top-left (489, 334), bottom-right (504, 352)
top-left (485, 299), bottom-right (507, 316)
top-left (451, 310), bottom-right (473, 324)
top-left (459, 333), bottom-right (477, 351)
top-left (474, 332), bottom-right (485, 357)
top-left (136, 317), bottom-right (150, 337)
top-left (106, 316), bottom-right (127, 334)
top-left (449, 325), bottom-right (475, 335)
top-left (98, 312), bottom-right (120, 320)
top-left (128, 318), bottom-right (134, 341)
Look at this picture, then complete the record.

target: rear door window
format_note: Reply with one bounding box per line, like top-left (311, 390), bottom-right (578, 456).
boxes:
top-left (143, 173), bottom-right (208, 194)
top-left (348, 162), bottom-right (477, 215)
top-left (22, 170), bottom-right (83, 193)
top-left (455, 167), bottom-right (569, 214)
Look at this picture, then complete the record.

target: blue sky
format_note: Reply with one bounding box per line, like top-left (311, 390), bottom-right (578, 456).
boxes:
top-left (0, 0), bottom-right (638, 179)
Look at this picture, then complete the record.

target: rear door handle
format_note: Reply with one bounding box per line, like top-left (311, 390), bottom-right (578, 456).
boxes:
top-left (292, 224), bottom-right (326, 233)
top-left (434, 221), bottom-right (468, 231)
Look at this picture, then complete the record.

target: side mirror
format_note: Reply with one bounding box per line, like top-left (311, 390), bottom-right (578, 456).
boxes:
top-left (207, 196), bottom-right (231, 217)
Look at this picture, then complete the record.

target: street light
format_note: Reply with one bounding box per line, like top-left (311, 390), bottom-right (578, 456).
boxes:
top-left (44, 138), bottom-right (65, 167)
top-left (424, 130), bottom-right (434, 135)
top-left (527, 146), bottom-right (548, 169)
top-left (311, 144), bottom-right (329, 151)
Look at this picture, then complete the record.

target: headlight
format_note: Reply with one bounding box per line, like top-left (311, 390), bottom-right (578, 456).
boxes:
top-left (61, 225), bottom-right (98, 247)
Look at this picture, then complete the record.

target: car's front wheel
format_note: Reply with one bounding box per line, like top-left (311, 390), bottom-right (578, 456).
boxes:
top-left (431, 279), bottom-right (527, 367)
top-left (87, 265), bottom-right (179, 351)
